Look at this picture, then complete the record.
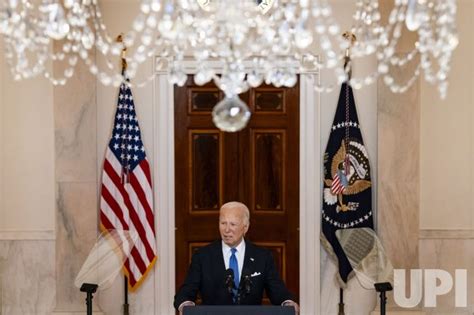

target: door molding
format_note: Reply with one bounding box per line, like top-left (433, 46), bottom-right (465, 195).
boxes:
top-left (153, 60), bottom-right (321, 315)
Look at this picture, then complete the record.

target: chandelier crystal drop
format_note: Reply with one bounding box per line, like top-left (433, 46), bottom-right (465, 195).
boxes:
top-left (212, 95), bottom-right (251, 132)
top-left (0, 0), bottom-right (459, 100)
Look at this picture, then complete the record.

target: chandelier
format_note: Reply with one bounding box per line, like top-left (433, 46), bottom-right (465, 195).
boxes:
top-left (0, 0), bottom-right (458, 131)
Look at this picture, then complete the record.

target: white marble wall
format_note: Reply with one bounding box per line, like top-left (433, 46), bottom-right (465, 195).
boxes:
top-left (377, 55), bottom-right (420, 273)
top-left (419, 234), bottom-right (474, 314)
top-left (0, 240), bottom-right (55, 315)
top-left (376, 51), bottom-right (422, 315)
top-left (53, 45), bottom-right (99, 313)
top-left (0, 36), bottom-right (56, 315)
top-left (416, 1), bottom-right (474, 314)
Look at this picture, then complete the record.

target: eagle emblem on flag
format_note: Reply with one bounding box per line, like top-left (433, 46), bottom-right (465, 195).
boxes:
top-left (324, 139), bottom-right (371, 213)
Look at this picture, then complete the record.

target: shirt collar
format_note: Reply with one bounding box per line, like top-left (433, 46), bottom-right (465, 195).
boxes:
top-left (222, 238), bottom-right (245, 254)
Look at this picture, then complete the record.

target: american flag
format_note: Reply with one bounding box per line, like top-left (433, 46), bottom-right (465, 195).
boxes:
top-left (331, 169), bottom-right (347, 195)
top-left (100, 82), bottom-right (156, 289)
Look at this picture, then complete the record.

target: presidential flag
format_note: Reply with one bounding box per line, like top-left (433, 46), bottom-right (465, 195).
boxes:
top-left (100, 82), bottom-right (157, 289)
top-left (321, 82), bottom-right (374, 285)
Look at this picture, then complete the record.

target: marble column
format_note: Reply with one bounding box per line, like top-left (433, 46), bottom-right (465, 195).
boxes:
top-left (53, 47), bottom-right (100, 313)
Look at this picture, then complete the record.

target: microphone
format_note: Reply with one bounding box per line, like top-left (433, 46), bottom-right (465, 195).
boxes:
top-left (224, 268), bottom-right (235, 294)
top-left (241, 269), bottom-right (253, 295)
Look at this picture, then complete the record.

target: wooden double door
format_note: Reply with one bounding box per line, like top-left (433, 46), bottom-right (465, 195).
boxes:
top-left (174, 76), bottom-right (300, 302)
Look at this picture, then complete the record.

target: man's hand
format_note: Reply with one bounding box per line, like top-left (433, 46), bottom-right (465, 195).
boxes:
top-left (178, 301), bottom-right (195, 315)
top-left (282, 300), bottom-right (300, 315)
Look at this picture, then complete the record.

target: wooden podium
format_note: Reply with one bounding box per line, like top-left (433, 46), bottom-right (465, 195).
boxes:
top-left (183, 305), bottom-right (294, 315)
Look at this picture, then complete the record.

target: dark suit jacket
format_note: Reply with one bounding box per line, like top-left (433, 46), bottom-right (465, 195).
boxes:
top-left (174, 240), bottom-right (293, 310)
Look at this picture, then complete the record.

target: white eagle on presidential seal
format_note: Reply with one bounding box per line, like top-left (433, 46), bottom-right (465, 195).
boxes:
top-left (323, 138), bottom-right (371, 214)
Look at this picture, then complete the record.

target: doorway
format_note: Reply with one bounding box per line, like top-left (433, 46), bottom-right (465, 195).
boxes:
top-left (174, 76), bottom-right (300, 302)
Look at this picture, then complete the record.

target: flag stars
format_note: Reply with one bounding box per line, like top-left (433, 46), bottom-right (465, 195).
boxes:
top-left (331, 121), bottom-right (360, 130)
top-left (109, 86), bottom-right (147, 172)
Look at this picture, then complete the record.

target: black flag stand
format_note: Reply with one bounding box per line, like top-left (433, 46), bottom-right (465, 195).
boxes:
top-left (375, 282), bottom-right (393, 315)
top-left (116, 34), bottom-right (130, 315)
top-left (124, 276), bottom-right (130, 315)
top-left (338, 288), bottom-right (345, 315)
top-left (80, 283), bottom-right (98, 315)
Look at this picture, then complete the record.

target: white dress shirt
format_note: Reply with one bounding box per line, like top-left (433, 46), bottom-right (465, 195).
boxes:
top-left (222, 239), bottom-right (246, 282)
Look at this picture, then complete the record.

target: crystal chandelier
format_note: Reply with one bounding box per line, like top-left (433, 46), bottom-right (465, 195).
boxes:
top-left (0, 0), bottom-right (459, 130)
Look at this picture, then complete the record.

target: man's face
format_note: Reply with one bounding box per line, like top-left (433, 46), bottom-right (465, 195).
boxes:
top-left (219, 206), bottom-right (249, 248)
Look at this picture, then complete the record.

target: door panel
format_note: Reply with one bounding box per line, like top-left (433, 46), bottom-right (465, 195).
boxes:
top-left (175, 77), bottom-right (299, 302)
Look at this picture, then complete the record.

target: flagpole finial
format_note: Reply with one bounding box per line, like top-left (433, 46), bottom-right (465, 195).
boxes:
top-left (116, 34), bottom-right (128, 76)
top-left (342, 31), bottom-right (356, 81)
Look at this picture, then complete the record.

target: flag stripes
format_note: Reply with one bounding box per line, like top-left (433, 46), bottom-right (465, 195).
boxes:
top-left (99, 82), bottom-right (156, 289)
top-left (331, 172), bottom-right (345, 194)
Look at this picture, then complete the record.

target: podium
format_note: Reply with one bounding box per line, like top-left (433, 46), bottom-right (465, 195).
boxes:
top-left (183, 305), bottom-right (294, 315)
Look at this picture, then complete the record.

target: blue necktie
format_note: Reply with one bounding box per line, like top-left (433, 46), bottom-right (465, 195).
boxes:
top-left (229, 248), bottom-right (239, 299)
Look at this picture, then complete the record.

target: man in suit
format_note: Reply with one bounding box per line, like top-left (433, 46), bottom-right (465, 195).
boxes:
top-left (174, 201), bottom-right (299, 314)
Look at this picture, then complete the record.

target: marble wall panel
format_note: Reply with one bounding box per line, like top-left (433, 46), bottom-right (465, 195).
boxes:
top-left (419, 237), bottom-right (474, 315)
top-left (377, 54), bottom-right (421, 313)
top-left (377, 55), bottom-right (420, 271)
top-left (0, 240), bottom-right (55, 315)
top-left (55, 183), bottom-right (98, 312)
top-left (54, 56), bottom-right (97, 183)
top-left (53, 43), bottom-right (99, 313)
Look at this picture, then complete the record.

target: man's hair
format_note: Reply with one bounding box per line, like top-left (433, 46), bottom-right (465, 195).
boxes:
top-left (220, 201), bottom-right (250, 226)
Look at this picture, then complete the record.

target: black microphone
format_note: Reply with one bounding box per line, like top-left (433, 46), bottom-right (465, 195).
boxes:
top-left (241, 269), bottom-right (253, 295)
top-left (224, 268), bottom-right (235, 294)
